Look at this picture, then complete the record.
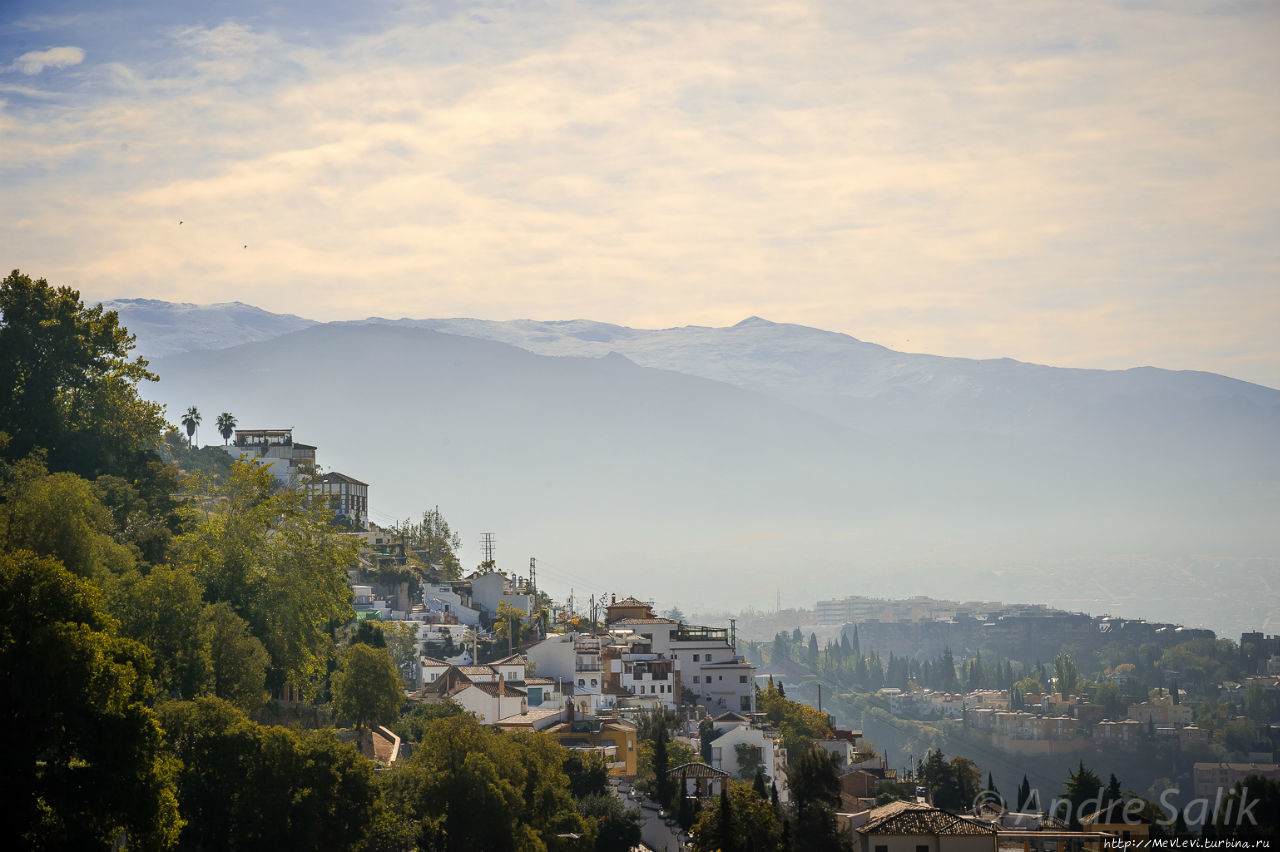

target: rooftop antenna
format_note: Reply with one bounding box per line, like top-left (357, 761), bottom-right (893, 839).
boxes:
top-left (529, 557), bottom-right (537, 595)
top-left (480, 533), bottom-right (495, 567)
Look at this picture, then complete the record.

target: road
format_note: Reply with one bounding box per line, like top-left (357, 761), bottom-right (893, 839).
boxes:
top-left (621, 791), bottom-right (690, 852)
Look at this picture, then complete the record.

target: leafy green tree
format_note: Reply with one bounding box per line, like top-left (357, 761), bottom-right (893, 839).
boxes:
top-left (1054, 654), bottom-right (1080, 696)
top-left (1093, 680), bottom-right (1127, 719)
top-left (391, 700), bottom-right (467, 744)
top-left (693, 781), bottom-right (779, 852)
top-left (565, 751), bottom-right (610, 800)
top-left (0, 549), bottom-right (182, 849)
top-left (496, 598), bottom-right (525, 654)
top-left (578, 793), bottom-right (641, 852)
top-left (182, 406), bottom-right (202, 448)
top-left (653, 722), bottom-right (675, 806)
top-left (110, 565), bottom-right (212, 699)
top-left (395, 506), bottom-right (463, 579)
top-left (0, 271), bottom-right (168, 490)
top-left (160, 697), bottom-right (377, 851)
top-left (1210, 775), bottom-right (1280, 839)
top-left (392, 713), bottom-right (589, 852)
top-left (200, 601), bottom-right (269, 713)
top-left (173, 460), bottom-right (356, 696)
top-left (0, 457), bottom-right (138, 580)
top-left (920, 749), bottom-right (959, 809)
top-left (351, 619), bottom-right (387, 648)
top-left (332, 643), bottom-right (403, 731)
top-left (215, 412), bottom-right (236, 444)
top-left (699, 716), bottom-right (716, 762)
top-left (951, 756), bottom-right (982, 810)
top-left (381, 620), bottom-right (421, 687)
top-left (789, 745), bottom-right (850, 851)
top-left (1243, 680), bottom-right (1270, 722)
top-left (758, 679), bottom-right (833, 755)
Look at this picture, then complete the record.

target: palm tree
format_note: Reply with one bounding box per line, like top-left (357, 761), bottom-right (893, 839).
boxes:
top-left (216, 411), bottom-right (237, 445)
top-left (181, 406), bottom-right (201, 449)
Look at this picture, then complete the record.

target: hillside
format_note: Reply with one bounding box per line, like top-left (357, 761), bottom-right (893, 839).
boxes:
top-left (144, 322), bottom-right (1280, 635)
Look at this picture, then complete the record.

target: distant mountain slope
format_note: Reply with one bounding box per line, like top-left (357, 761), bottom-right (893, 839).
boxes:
top-left (105, 300), bottom-right (1280, 454)
top-left (144, 323), bottom-right (1280, 635)
top-left (356, 317), bottom-right (1280, 457)
top-left (103, 298), bottom-right (317, 358)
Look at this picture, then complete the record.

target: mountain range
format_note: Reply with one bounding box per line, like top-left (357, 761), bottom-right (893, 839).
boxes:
top-left (107, 299), bottom-right (1280, 636)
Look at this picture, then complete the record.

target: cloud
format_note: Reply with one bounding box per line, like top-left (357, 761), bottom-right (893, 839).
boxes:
top-left (8, 46), bottom-right (85, 75)
top-left (1, 1), bottom-right (1278, 387)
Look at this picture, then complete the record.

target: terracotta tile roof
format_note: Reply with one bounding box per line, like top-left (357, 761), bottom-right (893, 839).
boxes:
top-left (612, 617), bottom-right (676, 625)
top-left (859, 801), bottom-right (996, 837)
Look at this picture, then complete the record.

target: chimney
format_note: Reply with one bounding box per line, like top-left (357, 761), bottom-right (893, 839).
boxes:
top-left (498, 672), bottom-right (505, 698)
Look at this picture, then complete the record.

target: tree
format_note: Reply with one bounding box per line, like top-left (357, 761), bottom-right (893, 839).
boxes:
top-left (1103, 774), bottom-right (1123, 809)
top-left (392, 713), bottom-right (589, 852)
top-left (578, 793), bottom-right (642, 852)
top-left (172, 460), bottom-right (357, 696)
top-left (789, 745), bottom-right (850, 851)
top-left (1094, 680), bottom-right (1127, 719)
top-left (1061, 761), bottom-right (1103, 828)
top-left (1017, 775), bottom-right (1033, 812)
top-left (653, 723), bottom-right (675, 807)
top-left (201, 601), bottom-right (270, 713)
top-left (693, 780), bottom-right (780, 852)
top-left (381, 620), bottom-right (421, 687)
top-left (396, 506), bottom-right (463, 579)
top-left (496, 599), bottom-right (525, 654)
top-left (699, 716), bottom-right (716, 763)
top-left (0, 272), bottom-right (168, 491)
top-left (807, 632), bottom-right (819, 670)
top-left (0, 549), bottom-right (182, 849)
top-left (564, 751), bottom-right (610, 800)
top-left (182, 406), bottom-right (202, 448)
top-left (1243, 680), bottom-right (1269, 722)
top-left (159, 697), bottom-right (377, 851)
top-left (110, 564), bottom-right (212, 700)
top-left (1054, 654), bottom-right (1080, 696)
top-left (332, 643), bottom-right (403, 731)
top-left (215, 411), bottom-right (236, 445)
top-left (0, 456), bottom-right (138, 581)
top-left (951, 756), bottom-right (982, 811)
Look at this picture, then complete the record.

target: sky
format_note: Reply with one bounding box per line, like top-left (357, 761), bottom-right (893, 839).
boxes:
top-left (3, 0), bottom-right (1278, 388)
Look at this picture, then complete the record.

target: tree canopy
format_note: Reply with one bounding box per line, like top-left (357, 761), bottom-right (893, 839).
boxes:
top-left (331, 642), bottom-right (402, 731)
top-left (0, 549), bottom-right (182, 849)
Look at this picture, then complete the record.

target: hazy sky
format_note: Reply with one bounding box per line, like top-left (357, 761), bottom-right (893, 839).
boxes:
top-left (3, 0), bottom-right (1278, 387)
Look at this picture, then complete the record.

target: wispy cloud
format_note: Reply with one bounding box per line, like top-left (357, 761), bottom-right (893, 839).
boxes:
top-left (7, 45), bottom-right (83, 74)
top-left (1, 1), bottom-right (1277, 386)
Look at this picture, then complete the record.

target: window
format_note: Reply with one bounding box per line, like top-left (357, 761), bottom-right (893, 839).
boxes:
top-left (739, 675), bottom-right (748, 683)
top-left (718, 676), bottom-right (723, 681)
top-left (693, 654), bottom-right (700, 662)
top-left (741, 696), bottom-right (751, 711)
top-left (876, 846), bottom-right (888, 852)
top-left (693, 676), bottom-right (700, 683)
top-left (916, 845), bottom-right (929, 852)
top-left (578, 678), bottom-right (585, 687)
top-left (591, 678), bottom-right (598, 687)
